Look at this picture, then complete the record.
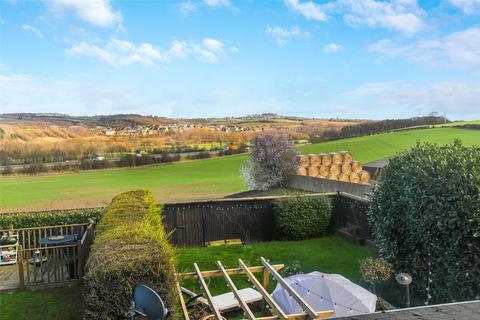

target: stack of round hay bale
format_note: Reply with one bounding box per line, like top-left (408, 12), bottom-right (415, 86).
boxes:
top-left (295, 151), bottom-right (370, 184)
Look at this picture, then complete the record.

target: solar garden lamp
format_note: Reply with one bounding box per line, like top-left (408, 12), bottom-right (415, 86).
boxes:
top-left (395, 272), bottom-right (412, 308)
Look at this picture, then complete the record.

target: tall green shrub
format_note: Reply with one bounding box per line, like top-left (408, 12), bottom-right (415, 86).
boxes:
top-left (83, 190), bottom-right (177, 319)
top-left (369, 141), bottom-right (480, 303)
top-left (273, 196), bottom-right (331, 240)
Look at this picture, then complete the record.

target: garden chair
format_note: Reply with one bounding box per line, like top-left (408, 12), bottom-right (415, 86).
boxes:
top-left (181, 286), bottom-right (262, 314)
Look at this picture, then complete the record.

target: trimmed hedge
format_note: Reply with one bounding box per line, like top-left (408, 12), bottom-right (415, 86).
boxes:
top-left (83, 190), bottom-right (177, 319)
top-left (0, 209), bottom-right (103, 229)
top-left (273, 196), bottom-right (331, 240)
top-left (369, 141), bottom-right (480, 303)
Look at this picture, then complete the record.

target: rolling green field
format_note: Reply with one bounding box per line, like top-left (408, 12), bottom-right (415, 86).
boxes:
top-left (299, 127), bottom-right (480, 163)
top-left (1, 127), bottom-right (479, 212)
top-left (441, 120), bottom-right (480, 127)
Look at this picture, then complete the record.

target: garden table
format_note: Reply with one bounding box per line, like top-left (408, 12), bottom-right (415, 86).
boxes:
top-left (38, 234), bottom-right (76, 246)
top-left (38, 234), bottom-right (78, 279)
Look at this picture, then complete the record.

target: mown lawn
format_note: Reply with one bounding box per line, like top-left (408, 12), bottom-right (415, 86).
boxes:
top-left (176, 236), bottom-right (372, 296)
top-left (1, 127), bottom-right (479, 211)
top-left (0, 285), bottom-right (83, 320)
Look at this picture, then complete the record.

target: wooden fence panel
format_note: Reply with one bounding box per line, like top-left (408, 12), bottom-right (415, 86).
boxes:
top-left (163, 199), bottom-right (276, 247)
top-left (162, 194), bottom-right (371, 248)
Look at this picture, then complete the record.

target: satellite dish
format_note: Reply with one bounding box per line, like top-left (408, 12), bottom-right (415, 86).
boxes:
top-left (128, 284), bottom-right (168, 320)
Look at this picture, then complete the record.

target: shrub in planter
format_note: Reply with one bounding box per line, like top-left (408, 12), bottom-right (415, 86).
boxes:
top-left (273, 196), bottom-right (331, 240)
top-left (369, 141), bottom-right (480, 303)
top-left (359, 258), bottom-right (393, 293)
top-left (0, 209), bottom-right (103, 229)
top-left (83, 190), bottom-right (177, 319)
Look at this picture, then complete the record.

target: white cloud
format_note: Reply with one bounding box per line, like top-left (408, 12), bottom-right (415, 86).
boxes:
top-left (323, 42), bottom-right (342, 53)
top-left (266, 25), bottom-right (310, 45)
top-left (47, 0), bottom-right (123, 28)
top-left (193, 47), bottom-right (219, 63)
top-left (342, 81), bottom-right (480, 119)
top-left (179, 0), bottom-right (238, 14)
top-left (449, 0), bottom-right (480, 15)
top-left (339, 0), bottom-right (424, 35)
top-left (204, 0), bottom-right (230, 7)
top-left (21, 24), bottom-right (44, 38)
top-left (178, 1), bottom-right (197, 15)
top-left (66, 39), bottom-right (167, 66)
top-left (169, 40), bottom-right (190, 59)
top-left (66, 37), bottom-right (228, 66)
top-left (368, 27), bottom-right (480, 69)
top-left (202, 38), bottom-right (224, 52)
top-left (284, 0), bottom-right (328, 21)
top-left (284, 0), bottom-right (424, 34)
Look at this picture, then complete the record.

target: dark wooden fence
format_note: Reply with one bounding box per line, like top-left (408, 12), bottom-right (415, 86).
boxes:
top-left (163, 193), bottom-right (372, 248)
top-left (163, 198), bottom-right (276, 248)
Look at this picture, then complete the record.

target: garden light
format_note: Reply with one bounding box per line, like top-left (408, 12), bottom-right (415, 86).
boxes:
top-left (396, 272), bottom-right (412, 307)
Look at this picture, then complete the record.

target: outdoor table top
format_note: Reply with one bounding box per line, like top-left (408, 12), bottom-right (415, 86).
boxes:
top-left (38, 234), bottom-right (77, 246)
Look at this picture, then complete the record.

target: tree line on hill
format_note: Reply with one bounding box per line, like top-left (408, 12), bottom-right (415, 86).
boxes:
top-left (311, 116), bottom-right (449, 143)
top-left (1, 145), bottom-right (249, 176)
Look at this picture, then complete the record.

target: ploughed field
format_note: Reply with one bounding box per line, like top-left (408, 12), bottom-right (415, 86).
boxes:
top-left (1, 127), bottom-right (479, 212)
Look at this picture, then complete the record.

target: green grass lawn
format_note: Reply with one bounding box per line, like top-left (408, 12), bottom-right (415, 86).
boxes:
top-left (176, 237), bottom-right (372, 296)
top-left (1, 127), bottom-right (479, 211)
top-left (0, 286), bottom-right (83, 320)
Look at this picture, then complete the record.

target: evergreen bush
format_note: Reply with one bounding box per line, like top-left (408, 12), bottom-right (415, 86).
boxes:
top-left (273, 196), bottom-right (331, 240)
top-left (369, 141), bottom-right (480, 303)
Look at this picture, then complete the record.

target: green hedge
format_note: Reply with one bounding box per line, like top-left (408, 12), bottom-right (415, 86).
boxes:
top-left (0, 209), bottom-right (104, 229)
top-left (83, 190), bottom-right (177, 319)
top-left (369, 141), bottom-right (480, 303)
top-left (273, 196), bottom-right (331, 240)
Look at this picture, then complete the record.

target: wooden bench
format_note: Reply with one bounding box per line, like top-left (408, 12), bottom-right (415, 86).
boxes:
top-left (206, 238), bottom-right (242, 247)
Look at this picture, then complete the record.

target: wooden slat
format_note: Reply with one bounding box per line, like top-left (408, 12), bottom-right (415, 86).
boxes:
top-left (238, 259), bottom-right (287, 320)
top-left (176, 282), bottom-right (190, 320)
top-left (216, 261), bottom-right (255, 320)
top-left (180, 264), bottom-right (284, 279)
top-left (194, 263), bottom-right (222, 320)
top-left (261, 257), bottom-right (334, 319)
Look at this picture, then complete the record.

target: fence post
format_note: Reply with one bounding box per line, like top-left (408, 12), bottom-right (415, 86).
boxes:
top-left (18, 245), bottom-right (25, 289)
top-left (77, 241), bottom-right (83, 277)
top-left (201, 205), bottom-right (206, 247)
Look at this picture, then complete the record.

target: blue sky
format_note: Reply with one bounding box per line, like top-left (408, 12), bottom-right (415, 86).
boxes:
top-left (0, 0), bottom-right (479, 120)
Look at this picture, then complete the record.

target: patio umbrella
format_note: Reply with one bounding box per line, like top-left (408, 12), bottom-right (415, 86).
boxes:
top-left (271, 272), bottom-right (377, 318)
